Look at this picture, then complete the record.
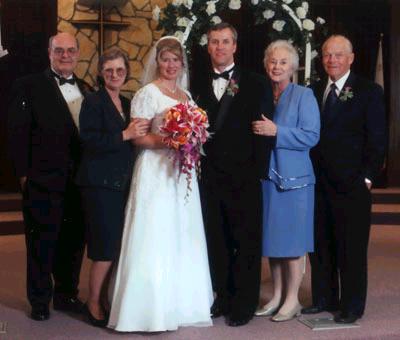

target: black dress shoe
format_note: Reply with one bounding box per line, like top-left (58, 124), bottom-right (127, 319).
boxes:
top-left (301, 304), bottom-right (337, 314)
top-left (31, 305), bottom-right (50, 321)
top-left (226, 314), bottom-right (252, 327)
top-left (84, 305), bottom-right (108, 328)
top-left (334, 312), bottom-right (360, 324)
top-left (53, 296), bottom-right (85, 314)
top-left (210, 299), bottom-right (229, 318)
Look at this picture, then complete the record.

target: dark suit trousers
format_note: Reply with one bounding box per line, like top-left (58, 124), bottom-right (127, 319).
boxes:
top-left (22, 180), bottom-right (85, 307)
top-left (200, 166), bottom-right (262, 318)
top-left (310, 177), bottom-right (372, 316)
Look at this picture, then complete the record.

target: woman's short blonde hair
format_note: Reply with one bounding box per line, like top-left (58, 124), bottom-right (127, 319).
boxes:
top-left (263, 40), bottom-right (299, 74)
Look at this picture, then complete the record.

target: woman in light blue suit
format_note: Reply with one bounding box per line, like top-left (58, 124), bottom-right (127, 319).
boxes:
top-left (252, 40), bottom-right (320, 322)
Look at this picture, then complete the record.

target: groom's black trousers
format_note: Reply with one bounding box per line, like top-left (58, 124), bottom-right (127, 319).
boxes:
top-left (200, 163), bottom-right (262, 318)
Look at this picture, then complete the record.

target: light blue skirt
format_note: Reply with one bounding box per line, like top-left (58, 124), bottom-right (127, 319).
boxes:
top-left (262, 179), bottom-right (314, 257)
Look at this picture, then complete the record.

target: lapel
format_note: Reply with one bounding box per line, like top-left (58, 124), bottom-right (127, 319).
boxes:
top-left (99, 87), bottom-right (127, 129)
top-left (323, 72), bottom-right (356, 128)
top-left (43, 68), bottom-right (77, 129)
top-left (214, 68), bottom-right (241, 132)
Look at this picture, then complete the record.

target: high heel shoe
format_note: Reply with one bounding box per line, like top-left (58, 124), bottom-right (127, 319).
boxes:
top-left (271, 303), bottom-right (302, 322)
top-left (84, 304), bottom-right (108, 328)
top-left (254, 302), bottom-right (280, 316)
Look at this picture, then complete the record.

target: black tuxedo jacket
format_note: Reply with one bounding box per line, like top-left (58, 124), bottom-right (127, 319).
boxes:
top-left (8, 68), bottom-right (93, 192)
top-left (192, 67), bottom-right (274, 179)
top-left (310, 72), bottom-right (386, 192)
top-left (75, 88), bottom-right (134, 191)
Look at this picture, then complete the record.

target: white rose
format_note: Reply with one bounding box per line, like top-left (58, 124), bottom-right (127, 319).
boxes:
top-left (172, 0), bottom-right (183, 6)
top-left (251, 0), bottom-right (259, 5)
top-left (282, 0), bottom-right (293, 4)
top-left (174, 31), bottom-right (184, 42)
top-left (302, 1), bottom-right (309, 12)
top-left (152, 5), bottom-right (160, 21)
top-left (184, 0), bottom-right (193, 9)
top-left (263, 9), bottom-right (275, 20)
top-left (229, 0), bottom-right (241, 10)
top-left (303, 19), bottom-right (315, 31)
top-left (177, 17), bottom-right (191, 27)
top-left (311, 49), bottom-right (318, 59)
top-left (206, 1), bottom-right (216, 15)
top-left (316, 16), bottom-right (326, 24)
top-left (296, 7), bottom-right (307, 19)
top-left (272, 20), bottom-right (286, 32)
top-left (199, 34), bottom-right (208, 46)
top-left (211, 15), bottom-right (222, 25)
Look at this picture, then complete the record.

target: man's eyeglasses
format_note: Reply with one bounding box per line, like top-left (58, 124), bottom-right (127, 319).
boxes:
top-left (51, 47), bottom-right (79, 56)
top-left (103, 67), bottom-right (127, 77)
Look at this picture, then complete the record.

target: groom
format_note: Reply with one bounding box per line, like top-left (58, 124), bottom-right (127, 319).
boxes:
top-left (192, 22), bottom-right (274, 326)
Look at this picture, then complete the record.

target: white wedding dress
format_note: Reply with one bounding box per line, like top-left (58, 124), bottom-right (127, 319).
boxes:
top-left (108, 83), bottom-right (213, 332)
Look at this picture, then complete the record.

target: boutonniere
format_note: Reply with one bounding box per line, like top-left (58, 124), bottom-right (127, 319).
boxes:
top-left (226, 78), bottom-right (239, 97)
top-left (339, 86), bottom-right (354, 101)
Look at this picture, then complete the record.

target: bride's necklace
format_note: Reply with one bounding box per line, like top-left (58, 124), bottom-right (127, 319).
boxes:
top-left (158, 80), bottom-right (177, 94)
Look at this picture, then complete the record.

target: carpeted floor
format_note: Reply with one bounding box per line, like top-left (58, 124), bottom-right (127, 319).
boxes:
top-left (0, 189), bottom-right (399, 340)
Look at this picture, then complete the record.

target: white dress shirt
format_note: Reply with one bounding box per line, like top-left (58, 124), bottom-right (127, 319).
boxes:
top-left (212, 62), bottom-right (235, 101)
top-left (52, 69), bottom-right (84, 129)
top-left (323, 70), bottom-right (350, 105)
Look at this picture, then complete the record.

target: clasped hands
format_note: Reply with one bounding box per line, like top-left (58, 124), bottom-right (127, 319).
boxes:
top-left (252, 114), bottom-right (277, 137)
top-left (123, 118), bottom-right (151, 141)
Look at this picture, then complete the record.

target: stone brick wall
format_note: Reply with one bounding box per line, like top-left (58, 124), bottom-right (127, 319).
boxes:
top-left (58, 0), bottom-right (168, 98)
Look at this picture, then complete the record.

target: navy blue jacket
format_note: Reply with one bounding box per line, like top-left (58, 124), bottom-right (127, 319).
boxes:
top-left (75, 88), bottom-right (134, 191)
top-left (310, 72), bottom-right (386, 192)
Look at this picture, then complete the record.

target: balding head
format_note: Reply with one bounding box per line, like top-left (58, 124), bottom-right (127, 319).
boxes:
top-left (322, 35), bottom-right (354, 81)
top-left (48, 32), bottom-right (80, 77)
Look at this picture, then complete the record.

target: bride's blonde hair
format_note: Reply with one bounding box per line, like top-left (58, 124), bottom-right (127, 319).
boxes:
top-left (155, 38), bottom-right (184, 67)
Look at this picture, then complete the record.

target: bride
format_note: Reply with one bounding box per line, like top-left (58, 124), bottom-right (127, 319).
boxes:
top-left (107, 36), bottom-right (213, 332)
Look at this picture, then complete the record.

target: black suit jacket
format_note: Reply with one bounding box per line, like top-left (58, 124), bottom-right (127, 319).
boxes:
top-left (192, 67), bottom-right (274, 179)
top-left (310, 72), bottom-right (386, 192)
top-left (75, 88), bottom-right (134, 191)
top-left (8, 68), bottom-right (93, 192)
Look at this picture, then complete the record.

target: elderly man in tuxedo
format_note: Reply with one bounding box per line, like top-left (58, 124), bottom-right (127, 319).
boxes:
top-left (192, 22), bottom-right (274, 327)
top-left (8, 32), bottom-right (92, 321)
top-left (303, 35), bottom-right (386, 323)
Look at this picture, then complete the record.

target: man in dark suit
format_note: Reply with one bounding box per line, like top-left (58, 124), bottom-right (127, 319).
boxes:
top-left (303, 35), bottom-right (386, 323)
top-left (8, 32), bottom-right (92, 321)
top-left (192, 22), bottom-right (274, 327)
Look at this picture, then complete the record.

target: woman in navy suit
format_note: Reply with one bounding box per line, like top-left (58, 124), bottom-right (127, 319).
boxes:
top-left (252, 40), bottom-right (320, 321)
top-left (76, 48), bottom-right (150, 326)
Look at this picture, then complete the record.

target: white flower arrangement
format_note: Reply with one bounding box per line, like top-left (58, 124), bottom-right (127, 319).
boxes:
top-left (206, 1), bottom-right (216, 16)
top-left (296, 7), bottom-right (307, 19)
top-left (272, 20), bottom-right (286, 32)
top-left (228, 0), bottom-right (241, 10)
top-left (152, 5), bottom-right (160, 21)
top-left (303, 19), bottom-right (315, 31)
top-left (177, 17), bottom-right (191, 27)
top-left (154, 0), bottom-right (326, 84)
top-left (211, 15), bottom-right (222, 25)
top-left (199, 34), bottom-right (208, 46)
top-left (263, 9), bottom-right (275, 20)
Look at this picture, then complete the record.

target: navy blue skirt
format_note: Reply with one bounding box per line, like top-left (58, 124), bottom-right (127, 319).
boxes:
top-left (81, 187), bottom-right (128, 261)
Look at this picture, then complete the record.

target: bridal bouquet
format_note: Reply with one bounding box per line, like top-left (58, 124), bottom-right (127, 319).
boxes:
top-left (160, 102), bottom-right (209, 197)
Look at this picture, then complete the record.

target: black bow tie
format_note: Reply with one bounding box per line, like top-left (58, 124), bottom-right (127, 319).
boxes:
top-left (52, 71), bottom-right (76, 85)
top-left (211, 67), bottom-right (234, 80)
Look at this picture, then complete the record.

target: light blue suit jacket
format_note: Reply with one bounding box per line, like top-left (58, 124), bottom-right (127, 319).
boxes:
top-left (268, 83), bottom-right (320, 190)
